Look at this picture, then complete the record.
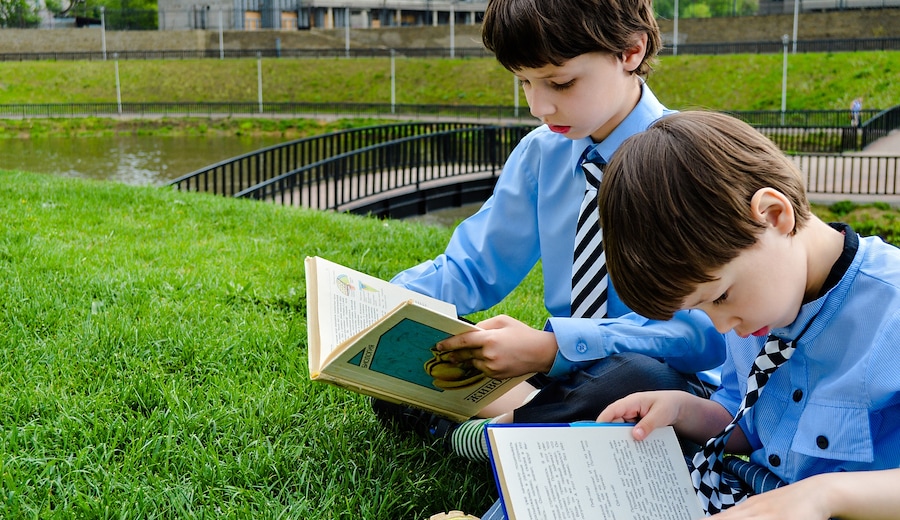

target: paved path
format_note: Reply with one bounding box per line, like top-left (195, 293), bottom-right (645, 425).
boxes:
top-left (856, 130), bottom-right (900, 156)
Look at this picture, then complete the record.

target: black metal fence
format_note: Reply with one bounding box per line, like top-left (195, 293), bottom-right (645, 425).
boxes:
top-left (168, 121), bottom-right (490, 197)
top-left (861, 105), bottom-right (900, 148)
top-left (0, 47), bottom-right (496, 61)
top-left (2, 36), bottom-right (900, 62)
top-left (167, 119), bottom-right (898, 219)
top-left (658, 36), bottom-right (900, 55)
top-left (795, 154), bottom-right (900, 196)
top-left (4, 101), bottom-right (893, 153)
top-left (233, 125), bottom-right (532, 218)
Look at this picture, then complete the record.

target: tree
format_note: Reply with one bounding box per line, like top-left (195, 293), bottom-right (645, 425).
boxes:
top-left (0, 0), bottom-right (41, 27)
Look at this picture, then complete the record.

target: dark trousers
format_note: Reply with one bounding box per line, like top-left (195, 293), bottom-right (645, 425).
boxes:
top-left (513, 352), bottom-right (713, 454)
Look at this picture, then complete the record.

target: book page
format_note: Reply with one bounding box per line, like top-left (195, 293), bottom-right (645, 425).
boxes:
top-left (306, 256), bottom-right (457, 367)
top-left (487, 425), bottom-right (703, 520)
top-left (305, 257), bottom-right (534, 422)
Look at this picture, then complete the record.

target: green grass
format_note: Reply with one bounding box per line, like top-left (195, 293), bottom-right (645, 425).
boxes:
top-left (3, 170), bottom-right (900, 518)
top-left (0, 169), bottom-right (553, 519)
top-left (1, 52), bottom-right (899, 111)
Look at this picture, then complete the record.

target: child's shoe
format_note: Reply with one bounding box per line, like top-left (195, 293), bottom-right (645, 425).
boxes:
top-left (428, 511), bottom-right (481, 520)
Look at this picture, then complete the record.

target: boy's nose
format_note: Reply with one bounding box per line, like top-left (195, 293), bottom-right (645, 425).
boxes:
top-left (707, 311), bottom-right (739, 334)
top-left (527, 91), bottom-right (555, 119)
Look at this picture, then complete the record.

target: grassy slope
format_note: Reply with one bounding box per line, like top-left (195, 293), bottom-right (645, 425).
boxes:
top-left (1, 52), bottom-right (899, 110)
top-left (3, 167), bottom-right (898, 517)
top-left (3, 46), bottom-right (900, 517)
top-left (2, 170), bottom-right (549, 518)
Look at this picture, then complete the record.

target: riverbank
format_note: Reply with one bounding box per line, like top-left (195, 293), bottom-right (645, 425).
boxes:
top-left (0, 116), bottom-right (393, 139)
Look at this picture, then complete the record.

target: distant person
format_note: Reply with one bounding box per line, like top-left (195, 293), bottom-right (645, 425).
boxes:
top-left (851, 97), bottom-right (863, 127)
top-left (597, 110), bottom-right (900, 518)
top-left (371, 0), bottom-right (725, 465)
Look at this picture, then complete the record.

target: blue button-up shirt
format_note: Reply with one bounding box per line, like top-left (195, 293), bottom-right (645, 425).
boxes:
top-left (714, 234), bottom-right (900, 483)
top-left (392, 83), bottom-right (725, 381)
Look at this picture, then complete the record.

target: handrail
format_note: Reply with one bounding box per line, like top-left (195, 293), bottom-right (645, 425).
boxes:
top-left (861, 105), bottom-right (900, 149)
top-left (165, 111), bottom-right (900, 217)
top-left (168, 121), bottom-right (488, 196)
top-left (234, 125), bottom-right (532, 216)
top-left (231, 129), bottom-right (898, 217)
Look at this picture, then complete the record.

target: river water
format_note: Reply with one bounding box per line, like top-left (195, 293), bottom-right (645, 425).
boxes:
top-left (0, 135), bottom-right (286, 186)
top-left (0, 134), bottom-right (483, 225)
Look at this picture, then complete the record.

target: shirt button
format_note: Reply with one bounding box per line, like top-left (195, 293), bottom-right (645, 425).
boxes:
top-left (768, 454), bottom-right (781, 467)
top-left (575, 342), bottom-right (588, 354)
top-left (792, 389), bottom-right (803, 402)
top-left (816, 436), bottom-right (829, 449)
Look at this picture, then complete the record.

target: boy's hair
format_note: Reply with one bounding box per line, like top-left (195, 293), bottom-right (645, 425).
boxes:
top-left (597, 111), bottom-right (811, 320)
top-left (481, 0), bottom-right (660, 76)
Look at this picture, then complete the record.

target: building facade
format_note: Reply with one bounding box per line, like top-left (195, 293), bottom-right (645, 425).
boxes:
top-left (157, 0), bottom-right (487, 31)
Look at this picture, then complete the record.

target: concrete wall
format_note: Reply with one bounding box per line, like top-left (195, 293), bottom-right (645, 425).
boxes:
top-left (657, 8), bottom-right (900, 43)
top-left (1, 9), bottom-right (898, 53)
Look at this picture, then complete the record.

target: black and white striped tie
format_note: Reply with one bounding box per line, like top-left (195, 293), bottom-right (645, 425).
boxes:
top-left (571, 158), bottom-right (608, 319)
top-left (691, 335), bottom-right (796, 515)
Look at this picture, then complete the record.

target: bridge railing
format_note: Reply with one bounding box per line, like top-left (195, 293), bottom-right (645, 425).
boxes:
top-left (234, 125), bottom-right (532, 217)
top-left (795, 154), bottom-right (900, 196)
top-left (861, 105), bottom-right (900, 149)
top-left (168, 121), bottom-right (487, 197)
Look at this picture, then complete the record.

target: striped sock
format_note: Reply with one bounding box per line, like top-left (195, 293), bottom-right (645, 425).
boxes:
top-left (449, 418), bottom-right (492, 461)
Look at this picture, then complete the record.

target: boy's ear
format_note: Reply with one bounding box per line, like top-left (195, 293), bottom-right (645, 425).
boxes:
top-left (621, 33), bottom-right (648, 73)
top-left (750, 188), bottom-right (796, 234)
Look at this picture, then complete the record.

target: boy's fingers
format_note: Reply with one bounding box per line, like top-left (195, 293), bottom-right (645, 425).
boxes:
top-left (436, 331), bottom-right (479, 351)
top-left (596, 398), bottom-right (638, 423)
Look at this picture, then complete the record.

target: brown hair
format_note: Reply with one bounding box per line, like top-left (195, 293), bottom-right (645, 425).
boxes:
top-left (481, 0), bottom-right (660, 76)
top-left (597, 111), bottom-right (811, 320)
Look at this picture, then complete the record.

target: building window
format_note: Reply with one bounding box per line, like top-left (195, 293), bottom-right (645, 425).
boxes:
top-left (244, 10), bottom-right (261, 30)
top-left (280, 11), bottom-right (297, 29)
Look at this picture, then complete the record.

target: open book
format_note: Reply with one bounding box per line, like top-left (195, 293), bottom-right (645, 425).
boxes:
top-left (485, 423), bottom-right (703, 520)
top-left (305, 256), bottom-right (532, 422)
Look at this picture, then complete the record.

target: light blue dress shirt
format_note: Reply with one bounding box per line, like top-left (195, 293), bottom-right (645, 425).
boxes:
top-left (392, 84), bottom-right (725, 381)
top-left (713, 234), bottom-right (900, 483)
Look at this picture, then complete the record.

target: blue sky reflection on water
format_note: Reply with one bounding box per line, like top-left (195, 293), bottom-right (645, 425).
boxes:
top-left (0, 134), bottom-right (285, 186)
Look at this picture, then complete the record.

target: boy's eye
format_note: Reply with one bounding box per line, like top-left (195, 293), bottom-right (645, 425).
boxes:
top-left (550, 79), bottom-right (576, 91)
top-left (517, 79), bottom-right (529, 88)
top-left (712, 292), bottom-right (728, 305)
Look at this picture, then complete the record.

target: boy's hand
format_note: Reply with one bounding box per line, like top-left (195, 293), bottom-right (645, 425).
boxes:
top-left (710, 478), bottom-right (832, 520)
top-left (596, 390), bottom-right (685, 441)
top-left (435, 315), bottom-right (557, 379)
top-left (711, 469), bottom-right (900, 520)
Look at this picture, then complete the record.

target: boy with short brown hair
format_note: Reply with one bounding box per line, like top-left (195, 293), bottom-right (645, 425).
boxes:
top-left (375, 0), bottom-right (724, 465)
top-left (598, 110), bottom-right (900, 518)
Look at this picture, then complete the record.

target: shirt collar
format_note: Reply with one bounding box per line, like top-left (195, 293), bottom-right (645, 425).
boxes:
top-left (771, 224), bottom-right (861, 343)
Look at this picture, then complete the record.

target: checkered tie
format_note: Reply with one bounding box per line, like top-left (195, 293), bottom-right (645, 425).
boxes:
top-left (691, 335), bottom-right (796, 515)
top-left (571, 158), bottom-right (608, 318)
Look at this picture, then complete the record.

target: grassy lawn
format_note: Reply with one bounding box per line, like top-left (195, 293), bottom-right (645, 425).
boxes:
top-left (3, 46), bottom-right (900, 518)
top-left (3, 169), bottom-right (899, 518)
top-left (0, 52), bottom-right (898, 111)
top-left (1, 170), bottom-right (554, 518)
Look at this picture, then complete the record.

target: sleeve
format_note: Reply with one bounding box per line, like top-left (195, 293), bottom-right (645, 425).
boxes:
top-left (390, 135), bottom-right (544, 315)
top-left (545, 309), bottom-right (726, 378)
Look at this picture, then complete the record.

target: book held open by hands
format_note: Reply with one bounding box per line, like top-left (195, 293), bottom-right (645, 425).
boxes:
top-left (305, 256), bottom-right (532, 422)
top-left (485, 423), bottom-right (704, 520)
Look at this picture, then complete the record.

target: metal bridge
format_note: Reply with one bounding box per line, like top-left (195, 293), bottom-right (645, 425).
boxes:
top-left (168, 108), bottom-right (900, 217)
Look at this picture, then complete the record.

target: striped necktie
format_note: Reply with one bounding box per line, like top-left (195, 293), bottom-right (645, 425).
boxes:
top-left (691, 335), bottom-right (796, 515)
top-left (571, 157), bottom-right (608, 318)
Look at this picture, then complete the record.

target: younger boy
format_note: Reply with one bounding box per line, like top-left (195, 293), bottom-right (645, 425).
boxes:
top-left (597, 111), bottom-right (900, 518)
top-left (374, 0), bottom-right (725, 461)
